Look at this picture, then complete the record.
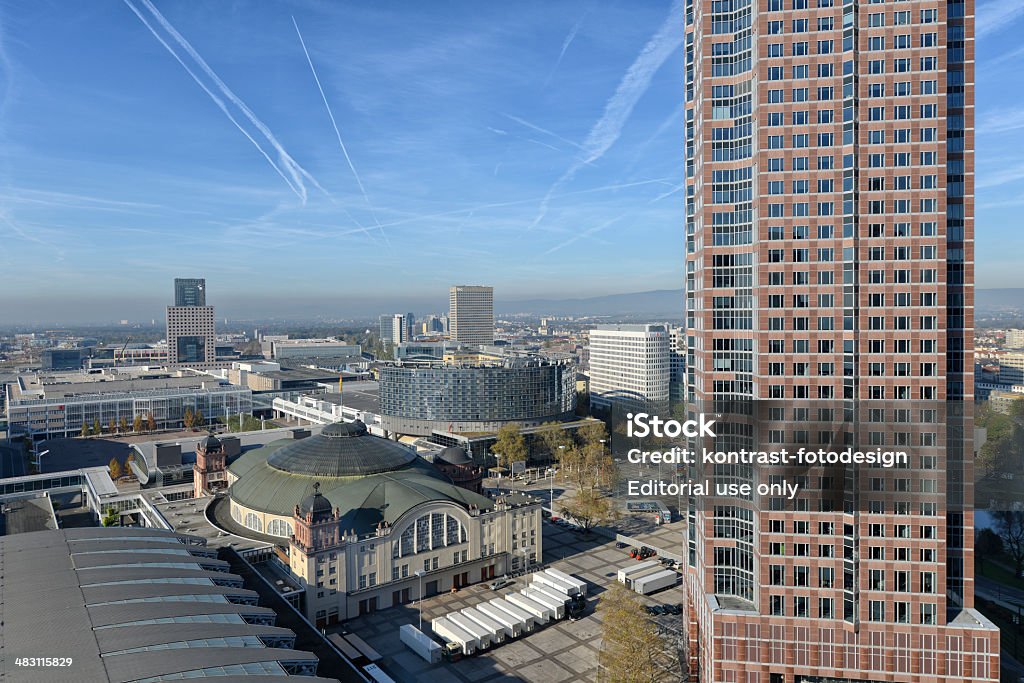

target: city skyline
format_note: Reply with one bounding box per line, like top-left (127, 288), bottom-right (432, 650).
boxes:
top-left (0, 1), bottom-right (1021, 325)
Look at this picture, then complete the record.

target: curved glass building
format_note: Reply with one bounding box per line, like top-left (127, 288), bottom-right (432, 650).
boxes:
top-left (379, 358), bottom-right (576, 435)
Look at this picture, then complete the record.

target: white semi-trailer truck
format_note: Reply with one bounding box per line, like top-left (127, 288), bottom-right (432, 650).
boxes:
top-left (399, 624), bottom-right (442, 664)
top-left (632, 568), bottom-right (679, 596)
top-left (432, 616), bottom-right (478, 659)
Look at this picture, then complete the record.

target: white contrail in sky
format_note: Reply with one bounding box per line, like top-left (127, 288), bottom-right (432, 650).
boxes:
top-left (125, 0), bottom-right (326, 204)
top-left (501, 113), bottom-right (587, 153)
top-left (292, 16), bottom-right (387, 246)
top-left (544, 11), bottom-right (588, 87)
top-left (528, 0), bottom-right (683, 231)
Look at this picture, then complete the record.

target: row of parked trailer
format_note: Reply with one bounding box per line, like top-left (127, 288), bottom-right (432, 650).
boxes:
top-left (400, 568), bottom-right (588, 663)
top-left (617, 560), bottom-right (679, 595)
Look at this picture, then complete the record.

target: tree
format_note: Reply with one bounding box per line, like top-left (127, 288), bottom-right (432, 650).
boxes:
top-left (119, 416), bottom-right (129, 433)
top-left (108, 457), bottom-right (123, 480)
top-left (597, 582), bottom-right (678, 682)
top-left (577, 420), bottom-right (608, 449)
top-left (538, 421), bottom-right (572, 461)
top-left (561, 488), bottom-right (615, 533)
top-left (194, 410), bottom-right (205, 429)
top-left (146, 412), bottom-right (156, 432)
top-left (80, 422), bottom-right (90, 438)
top-left (183, 408), bottom-right (195, 430)
top-left (92, 419), bottom-right (101, 436)
top-left (101, 508), bottom-right (119, 527)
top-left (123, 453), bottom-right (136, 480)
top-left (976, 527), bottom-right (1004, 575)
top-left (108, 418), bottom-right (117, 435)
top-left (993, 511), bottom-right (1024, 578)
top-left (133, 414), bottom-right (143, 433)
top-left (491, 422), bottom-right (528, 479)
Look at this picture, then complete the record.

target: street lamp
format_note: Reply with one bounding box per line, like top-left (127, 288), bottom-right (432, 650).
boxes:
top-left (35, 449), bottom-right (50, 469)
top-left (554, 446), bottom-right (565, 512)
top-left (414, 569), bottom-right (426, 630)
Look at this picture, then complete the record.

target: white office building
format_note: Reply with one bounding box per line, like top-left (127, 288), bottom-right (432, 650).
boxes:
top-left (588, 324), bottom-right (670, 413)
top-left (449, 286), bottom-right (494, 346)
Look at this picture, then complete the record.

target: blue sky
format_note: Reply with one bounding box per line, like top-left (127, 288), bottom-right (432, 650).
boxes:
top-left (0, 0), bottom-right (1020, 323)
top-left (0, 0), bottom-right (683, 322)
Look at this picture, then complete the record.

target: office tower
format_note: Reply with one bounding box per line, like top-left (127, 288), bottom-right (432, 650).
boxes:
top-left (669, 325), bottom-right (687, 403)
top-left (405, 312), bottom-right (416, 340)
top-left (379, 314), bottom-right (394, 343)
top-left (588, 324), bottom-right (670, 413)
top-left (391, 313), bottom-right (410, 344)
top-left (174, 278), bottom-right (206, 306)
top-left (167, 278), bottom-right (215, 367)
top-left (449, 286), bottom-right (494, 345)
top-left (682, 0), bottom-right (995, 680)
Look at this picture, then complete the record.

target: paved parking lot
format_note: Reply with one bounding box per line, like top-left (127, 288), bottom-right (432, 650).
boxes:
top-left (336, 521), bottom-right (685, 683)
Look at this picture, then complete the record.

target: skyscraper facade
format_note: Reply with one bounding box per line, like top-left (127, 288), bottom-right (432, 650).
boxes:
top-left (167, 278), bottom-right (215, 367)
top-left (682, 0), bottom-right (996, 680)
top-left (449, 285), bottom-right (494, 345)
top-left (173, 277), bottom-right (206, 306)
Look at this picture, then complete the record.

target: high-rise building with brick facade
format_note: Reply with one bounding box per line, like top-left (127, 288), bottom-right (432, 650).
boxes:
top-left (682, 0), bottom-right (998, 679)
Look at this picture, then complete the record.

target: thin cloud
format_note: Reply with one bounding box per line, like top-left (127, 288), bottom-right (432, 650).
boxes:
top-left (501, 113), bottom-right (586, 152)
top-left (528, 0), bottom-right (683, 231)
top-left (977, 0), bottom-right (1024, 37)
top-left (978, 163), bottom-right (1024, 189)
top-left (368, 177), bottom-right (673, 231)
top-left (544, 10), bottom-right (589, 87)
top-left (124, 0), bottom-right (325, 204)
top-left (978, 108), bottom-right (1024, 134)
top-left (292, 16), bottom-right (385, 246)
top-left (542, 214), bottom-right (627, 256)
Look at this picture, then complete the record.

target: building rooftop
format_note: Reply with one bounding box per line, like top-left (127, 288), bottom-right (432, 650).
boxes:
top-left (227, 422), bottom-right (497, 532)
top-left (0, 528), bottom-right (332, 682)
top-left (0, 495), bottom-right (57, 535)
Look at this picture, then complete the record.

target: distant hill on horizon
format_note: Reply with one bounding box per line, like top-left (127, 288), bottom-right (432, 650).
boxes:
top-left (500, 289), bottom-right (684, 318)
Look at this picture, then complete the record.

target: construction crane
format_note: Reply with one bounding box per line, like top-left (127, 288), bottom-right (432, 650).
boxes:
top-left (115, 336), bottom-right (132, 370)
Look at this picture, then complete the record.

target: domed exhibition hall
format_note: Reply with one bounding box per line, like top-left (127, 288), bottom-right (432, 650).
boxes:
top-left (201, 421), bottom-right (542, 627)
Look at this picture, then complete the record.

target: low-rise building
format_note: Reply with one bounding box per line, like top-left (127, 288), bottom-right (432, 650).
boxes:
top-left (5, 369), bottom-right (252, 439)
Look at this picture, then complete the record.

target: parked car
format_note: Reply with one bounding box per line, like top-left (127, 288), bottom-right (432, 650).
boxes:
top-left (489, 577), bottom-right (515, 591)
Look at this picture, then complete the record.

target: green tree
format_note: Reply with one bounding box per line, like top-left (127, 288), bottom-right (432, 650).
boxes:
top-left (194, 410), bottom-right (205, 428)
top-left (538, 421), bottom-right (573, 460)
top-left (80, 422), bottom-right (90, 438)
top-left (101, 508), bottom-right (119, 527)
top-left (146, 413), bottom-right (156, 432)
top-left (597, 583), bottom-right (677, 682)
top-left (491, 422), bottom-right (528, 483)
top-left (560, 488), bottom-right (615, 533)
top-left (133, 414), bottom-right (143, 433)
top-left (108, 457), bottom-right (123, 480)
top-left (183, 408), bottom-right (195, 430)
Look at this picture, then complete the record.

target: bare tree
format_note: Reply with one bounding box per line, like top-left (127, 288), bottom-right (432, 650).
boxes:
top-left (994, 510), bottom-right (1024, 577)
